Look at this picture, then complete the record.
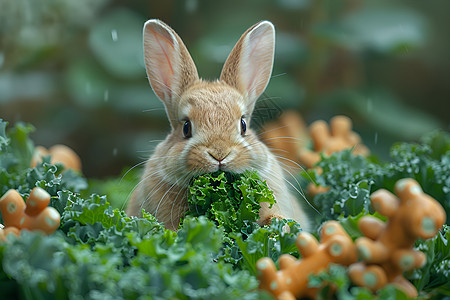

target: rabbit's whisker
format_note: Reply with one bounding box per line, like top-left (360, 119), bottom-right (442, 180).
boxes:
top-left (150, 77), bottom-right (182, 99)
top-left (266, 147), bottom-right (291, 155)
top-left (273, 154), bottom-right (316, 184)
top-left (255, 125), bottom-right (294, 136)
top-left (123, 167), bottom-right (167, 211)
top-left (120, 160), bottom-right (147, 183)
top-left (169, 171), bottom-right (194, 229)
top-left (272, 155), bottom-right (320, 215)
top-left (142, 107), bottom-right (165, 113)
top-left (154, 173), bottom-right (187, 222)
top-left (260, 136), bottom-right (307, 143)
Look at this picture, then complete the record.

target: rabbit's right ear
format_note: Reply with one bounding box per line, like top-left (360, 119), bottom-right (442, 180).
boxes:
top-left (143, 20), bottom-right (199, 123)
top-left (220, 21), bottom-right (275, 117)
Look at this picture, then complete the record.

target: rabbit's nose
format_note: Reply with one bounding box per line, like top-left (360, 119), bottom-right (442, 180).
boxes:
top-left (208, 150), bottom-right (230, 163)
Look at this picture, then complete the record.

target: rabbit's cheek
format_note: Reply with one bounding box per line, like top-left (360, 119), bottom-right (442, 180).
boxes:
top-left (184, 146), bottom-right (215, 174)
top-left (223, 148), bottom-right (252, 173)
top-left (160, 143), bottom-right (189, 178)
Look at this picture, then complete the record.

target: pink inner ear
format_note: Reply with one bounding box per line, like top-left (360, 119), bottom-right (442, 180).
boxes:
top-left (240, 24), bottom-right (274, 101)
top-left (145, 25), bottom-right (178, 100)
top-left (246, 33), bottom-right (264, 92)
top-left (149, 27), bottom-right (175, 77)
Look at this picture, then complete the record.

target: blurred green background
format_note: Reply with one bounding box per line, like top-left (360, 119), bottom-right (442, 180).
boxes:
top-left (0, 0), bottom-right (448, 178)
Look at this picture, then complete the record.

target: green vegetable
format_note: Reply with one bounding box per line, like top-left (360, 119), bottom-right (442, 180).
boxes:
top-left (305, 130), bottom-right (450, 297)
top-left (186, 171), bottom-right (302, 275)
top-left (2, 216), bottom-right (261, 299)
top-left (412, 225), bottom-right (450, 296)
top-left (1, 188), bottom-right (263, 299)
top-left (0, 120), bottom-right (264, 299)
top-left (186, 171), bottom-right (275, 234)
top-left (309, 264), bottom-right (410, 300)
top-left (0, 119), bottom-right (87, 223)
top-left (308, 130), bottom-right (450, 225)
top-left (1, 119), bottom-right (449, 299)
top-left (230, 218), bottom-right (302, 275)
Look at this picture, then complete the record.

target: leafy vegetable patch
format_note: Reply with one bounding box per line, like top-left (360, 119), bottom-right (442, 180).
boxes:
top-left (1, 118), bottom-right (449, 299)
top-left (308, 130), bottom-right (450, 225)
top-left (187, 171), bottom-right (275, 234)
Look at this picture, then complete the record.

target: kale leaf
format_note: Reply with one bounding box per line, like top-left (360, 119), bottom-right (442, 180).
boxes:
top-left (307, 130), bottom-right (450, 224)
top-left (2, 119), bottom-right (449, 300)
top-left (186, 171), bottom-right (275, 235)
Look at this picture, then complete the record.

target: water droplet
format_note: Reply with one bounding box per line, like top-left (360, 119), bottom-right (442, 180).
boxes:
top-left (367, 98), bottom-right (373, 113)
top-left (374, 132), bottom-right (378, 145)
top-left (185, 0), bottom-right (198, 12)
top-left (104, 90), bottom-right (109, 102)
top-left (349, 186), bottom-right (358, 198)
top-left (0, 52), bottom-right (4, 68)
top-left (113, 148), bottom-right (118, 156)
top-left (85, 82), bottom-right (91, 95)
top-left (111, 29), bottom-right (118, 42)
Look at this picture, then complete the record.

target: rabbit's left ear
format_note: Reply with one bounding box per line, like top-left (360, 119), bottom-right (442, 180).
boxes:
top-left (220, 21), bottom-right (275, 114)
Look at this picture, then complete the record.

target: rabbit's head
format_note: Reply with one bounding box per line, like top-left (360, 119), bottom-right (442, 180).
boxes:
top-left (143, 19), bottom-right (276, 183)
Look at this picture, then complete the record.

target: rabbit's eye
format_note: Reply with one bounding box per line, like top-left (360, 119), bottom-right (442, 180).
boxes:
top-left (240, 118), bottom-right (247, 136)
top-left (183, 120), bottom-right (192, 138)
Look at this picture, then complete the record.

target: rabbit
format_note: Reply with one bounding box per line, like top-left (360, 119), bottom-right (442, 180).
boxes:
top-left (126, 19), bottom-right (311, 232)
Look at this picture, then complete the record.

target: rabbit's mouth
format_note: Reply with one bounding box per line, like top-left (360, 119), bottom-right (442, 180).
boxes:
top-left (204, 147), bottom-right (244, 173)
top-left (187, 143), bottom-right (252, 176)
top-left (208, 150), bottom-right (231, 170)
top-left (187, 152), bottom-right (235, 175)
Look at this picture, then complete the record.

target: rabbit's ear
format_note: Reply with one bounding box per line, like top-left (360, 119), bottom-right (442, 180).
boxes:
top-left (143, 20), bottom-right (199, 119)
top-left (220, 21), bottom-right (275, 113)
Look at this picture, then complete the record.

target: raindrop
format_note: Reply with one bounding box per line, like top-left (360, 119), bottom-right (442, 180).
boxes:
top-left (111, 29), bottom-right (118, 42)
top-left (185, 0), bottom-right (198, 13)
top-left (85, 82), bottom-right (91, 95)
top-left (104, 90), bottom-right (109, 102)
top-left (367, 98), bottom-right (373, 113)
top-left (374, 132), bottom-right (378, 145)
top-left (349, 186), bottom-right (358, 199)
top-left (113, 148), bottom-right (118, 156)
top-left (0, 52), bottom-right (4, 68)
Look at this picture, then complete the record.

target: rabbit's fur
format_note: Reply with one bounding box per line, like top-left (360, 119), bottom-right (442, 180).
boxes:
top-left (126, 19), bottom-right (310, 231)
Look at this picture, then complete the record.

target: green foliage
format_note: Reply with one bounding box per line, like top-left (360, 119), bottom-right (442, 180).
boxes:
top-left (304, 130), bottom-right (450, 297)
top-left (412, 225), bottom-right (450, 296)
top-left (186, 171), bottom-right (301, 276)
top-left (1, 121), bottom-right (449, 299)
top-left (308, 130), bottom-right (450, 224)
top-left (0, 120), bottom-right (35, 172)
top-left (0, 121), bottom-right (263, 299)
top-left (1, 216), bottom-right (261, 300)
top-left (310, 264), bottom-right (410, 300)
top-left (1, 186), bottom-right (261, 299)
top-left (0, 119), bottom-right (8, 151)
top-left (0, 120), bottom-right (87, 223)
top-left (187, 171), bottom-right (275, 235)
top-left (307, 226), bottom-right (450, 299)
top-left (230, 219), bottom-right (302, 275)
top-left (84, 167), bottom-right (139, 210)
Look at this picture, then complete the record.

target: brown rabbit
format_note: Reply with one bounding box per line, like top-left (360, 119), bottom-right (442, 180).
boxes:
top-left (126, 19), bottom-right (310, 231)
